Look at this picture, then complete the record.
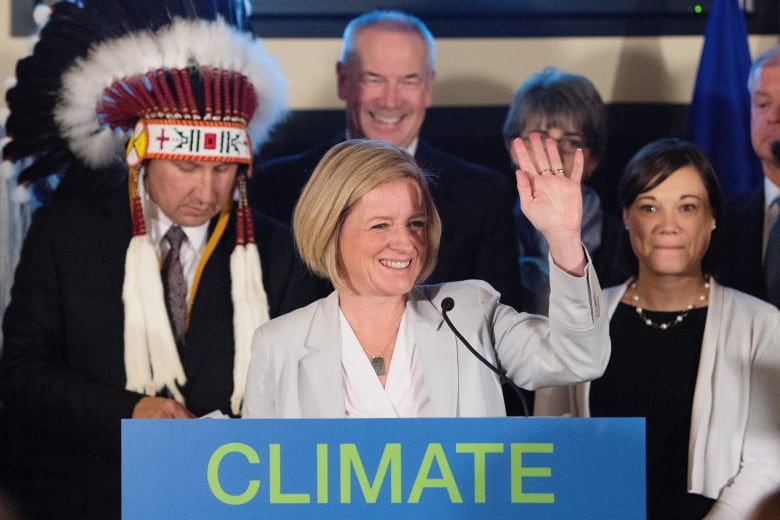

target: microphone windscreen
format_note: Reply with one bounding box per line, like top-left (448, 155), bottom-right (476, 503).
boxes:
top-left (772, 140), bottom-right (780, 164)
top-left (441, 297), bottom-right (455, 312)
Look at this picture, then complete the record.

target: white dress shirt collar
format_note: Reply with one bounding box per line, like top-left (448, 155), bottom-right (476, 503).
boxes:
top-left (138, 173), bottom-right (210, 297)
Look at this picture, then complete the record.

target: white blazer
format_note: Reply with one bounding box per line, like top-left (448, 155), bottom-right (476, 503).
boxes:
top-left (243, 261), bottom-right (609, 418)
top-left (535, 278), bottom-right (780, 519)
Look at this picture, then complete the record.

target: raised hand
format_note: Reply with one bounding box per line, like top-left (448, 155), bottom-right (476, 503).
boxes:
top-left (513, 133), bottom-right (586, 275)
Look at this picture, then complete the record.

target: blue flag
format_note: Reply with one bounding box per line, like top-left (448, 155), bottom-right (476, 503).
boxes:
top-left (688, 0), bottom-right (761, 200)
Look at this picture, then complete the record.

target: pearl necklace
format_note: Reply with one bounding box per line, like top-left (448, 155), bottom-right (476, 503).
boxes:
top-left (630, 277), bottom-right (710, 330)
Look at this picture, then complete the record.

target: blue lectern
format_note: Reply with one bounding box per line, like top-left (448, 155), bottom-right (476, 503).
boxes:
top-left (122, 417), bottom-right (645, 519)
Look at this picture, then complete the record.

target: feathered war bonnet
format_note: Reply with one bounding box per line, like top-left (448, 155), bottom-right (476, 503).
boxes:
top-left (2, 0), bottom-right (287, 415)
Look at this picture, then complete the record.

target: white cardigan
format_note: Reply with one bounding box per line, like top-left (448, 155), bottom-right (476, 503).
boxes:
top-left (535, 278), bottom-right (780, 519)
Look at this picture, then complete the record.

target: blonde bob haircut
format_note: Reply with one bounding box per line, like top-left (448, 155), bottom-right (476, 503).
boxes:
top-left (293, 139), bottom-right (442, 291)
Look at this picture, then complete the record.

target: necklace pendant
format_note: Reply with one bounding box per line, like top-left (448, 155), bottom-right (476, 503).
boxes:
top-left (371, 356), bottom-right (386, 376)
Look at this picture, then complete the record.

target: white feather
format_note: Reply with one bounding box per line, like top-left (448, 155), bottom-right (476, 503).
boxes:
top-left (32, 4), bottom-right (51, 27)
top-left (230, 243), bottom-right (270, 415)
top-left (122, 170), bottom-right (187, 403)
top-left (230, 245), bottom-right (249, 415)
top-left (246, 244), bottom-right (270, 327)
top-left (123, 236), bottom-right (153, 395)
top-left (11, 184), bottom-right (28, 204)
top-left (55, 17), bottom-right (287, 168)
top-left (136, 236), bottom-right (187, 402)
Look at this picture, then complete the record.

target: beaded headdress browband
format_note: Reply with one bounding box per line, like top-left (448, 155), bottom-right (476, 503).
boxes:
top-left (3, 0), bottom-right (287, 414)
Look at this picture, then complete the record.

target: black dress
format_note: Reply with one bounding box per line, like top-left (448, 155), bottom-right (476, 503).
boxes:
top-left (590, 303), bottom-right (715, 520)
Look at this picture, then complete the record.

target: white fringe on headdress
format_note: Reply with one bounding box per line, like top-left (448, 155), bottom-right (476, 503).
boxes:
top-left (55, 17), bottom-right (287, 169)
top-left (229, 243), bottom-right (270, 415)
top-left (123, 174), bottom-right (186, 402)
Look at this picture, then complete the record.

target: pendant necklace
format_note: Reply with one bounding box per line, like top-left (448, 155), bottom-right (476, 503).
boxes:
top-left (368, 353), bottom-right (386, 376)
top-left (360, 344), bottom-right (388, 376)
top-left (354, 306), bottom-right (404, 377)
top-left (630, 276), bottom-right (710, 330)
top-left (360, 328), bottom-right (400, 377)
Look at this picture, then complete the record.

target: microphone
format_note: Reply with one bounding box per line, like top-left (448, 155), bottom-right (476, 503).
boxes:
top-left (772, 140), bottom-right (780, 164)
top-left (440, 297), bottom-right (530, 417)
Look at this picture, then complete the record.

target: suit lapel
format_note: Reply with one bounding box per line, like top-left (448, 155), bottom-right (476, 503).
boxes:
top-left (252, 213), bottom-right (291, 317)
top-left (181, 215), bottom-right (234, 375)
top-left (91, 192), bottom-right (134, 364)
top-left (294, 288), bottom-right (461, 417)
top-left (407, 287), bottom-right (459, 416)
top-left (728, 187), bottom-right (766, 297)
top-left (298, 292), bottom-right (347, 417)
top-left (414, 139), bottom-right (450, 201)
top-left (739, 188), bottom-right (764, 270)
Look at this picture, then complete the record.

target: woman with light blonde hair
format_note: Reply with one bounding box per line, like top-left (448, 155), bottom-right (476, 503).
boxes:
top-left (244, 137), bottom-right (610, 418)
top-left (293, 139), bottom-right (442, 291)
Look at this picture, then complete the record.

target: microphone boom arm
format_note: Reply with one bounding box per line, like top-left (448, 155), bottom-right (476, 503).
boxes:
top-left (440, 297), bottom-right (530, 417)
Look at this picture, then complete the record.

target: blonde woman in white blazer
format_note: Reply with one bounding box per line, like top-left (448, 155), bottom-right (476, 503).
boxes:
top-left (535, 139), bottom-right (780, 520)
top-left (243, 138), bottom-right (610, 419)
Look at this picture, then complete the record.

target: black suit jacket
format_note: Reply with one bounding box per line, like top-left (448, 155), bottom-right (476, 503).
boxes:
top-left (249, 136), bottom-right (525, 311)
top-left (0, 188), bottom-right (327, 519)
top-left (717, 186), bottom-right (768, 301)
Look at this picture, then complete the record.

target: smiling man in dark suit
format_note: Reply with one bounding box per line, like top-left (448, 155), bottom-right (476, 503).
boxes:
top-left (719, 45), bottom-right (780, 307)
top-left (249, 10), bottom-right (525, 312)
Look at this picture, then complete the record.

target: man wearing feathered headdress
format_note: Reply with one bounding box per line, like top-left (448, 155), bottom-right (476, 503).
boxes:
top-left (0, 1), bottom-right (327, 517)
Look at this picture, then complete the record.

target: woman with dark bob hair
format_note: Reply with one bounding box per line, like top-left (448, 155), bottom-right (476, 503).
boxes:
top-left (243, 137), bottom-right (610, 419)
top-left (536, 138), bottom-right (780, 519)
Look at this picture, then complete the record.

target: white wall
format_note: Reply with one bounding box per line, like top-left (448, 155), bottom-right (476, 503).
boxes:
top-left (0, 0), bottom-right (778, 110)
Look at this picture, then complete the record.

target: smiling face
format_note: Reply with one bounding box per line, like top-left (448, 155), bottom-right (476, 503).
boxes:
top-left (337, 26), bottom-right (434, 149)
top-left (338, 178), bottom-right (429, 298)
top-left (623, 165), bottom-right (716, 279)
top-left (145, 159), bottom-right (238, 226)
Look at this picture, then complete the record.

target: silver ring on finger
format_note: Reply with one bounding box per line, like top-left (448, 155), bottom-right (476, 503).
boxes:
top-left (552, 168), bottom-right (565, 175)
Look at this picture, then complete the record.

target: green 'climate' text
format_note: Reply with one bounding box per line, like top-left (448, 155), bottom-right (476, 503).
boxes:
top-left (206, 442), bottom-right (554, 506)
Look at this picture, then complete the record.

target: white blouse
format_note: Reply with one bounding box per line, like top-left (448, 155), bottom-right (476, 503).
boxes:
top-left (340, 308), bottom-right (431, 418)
